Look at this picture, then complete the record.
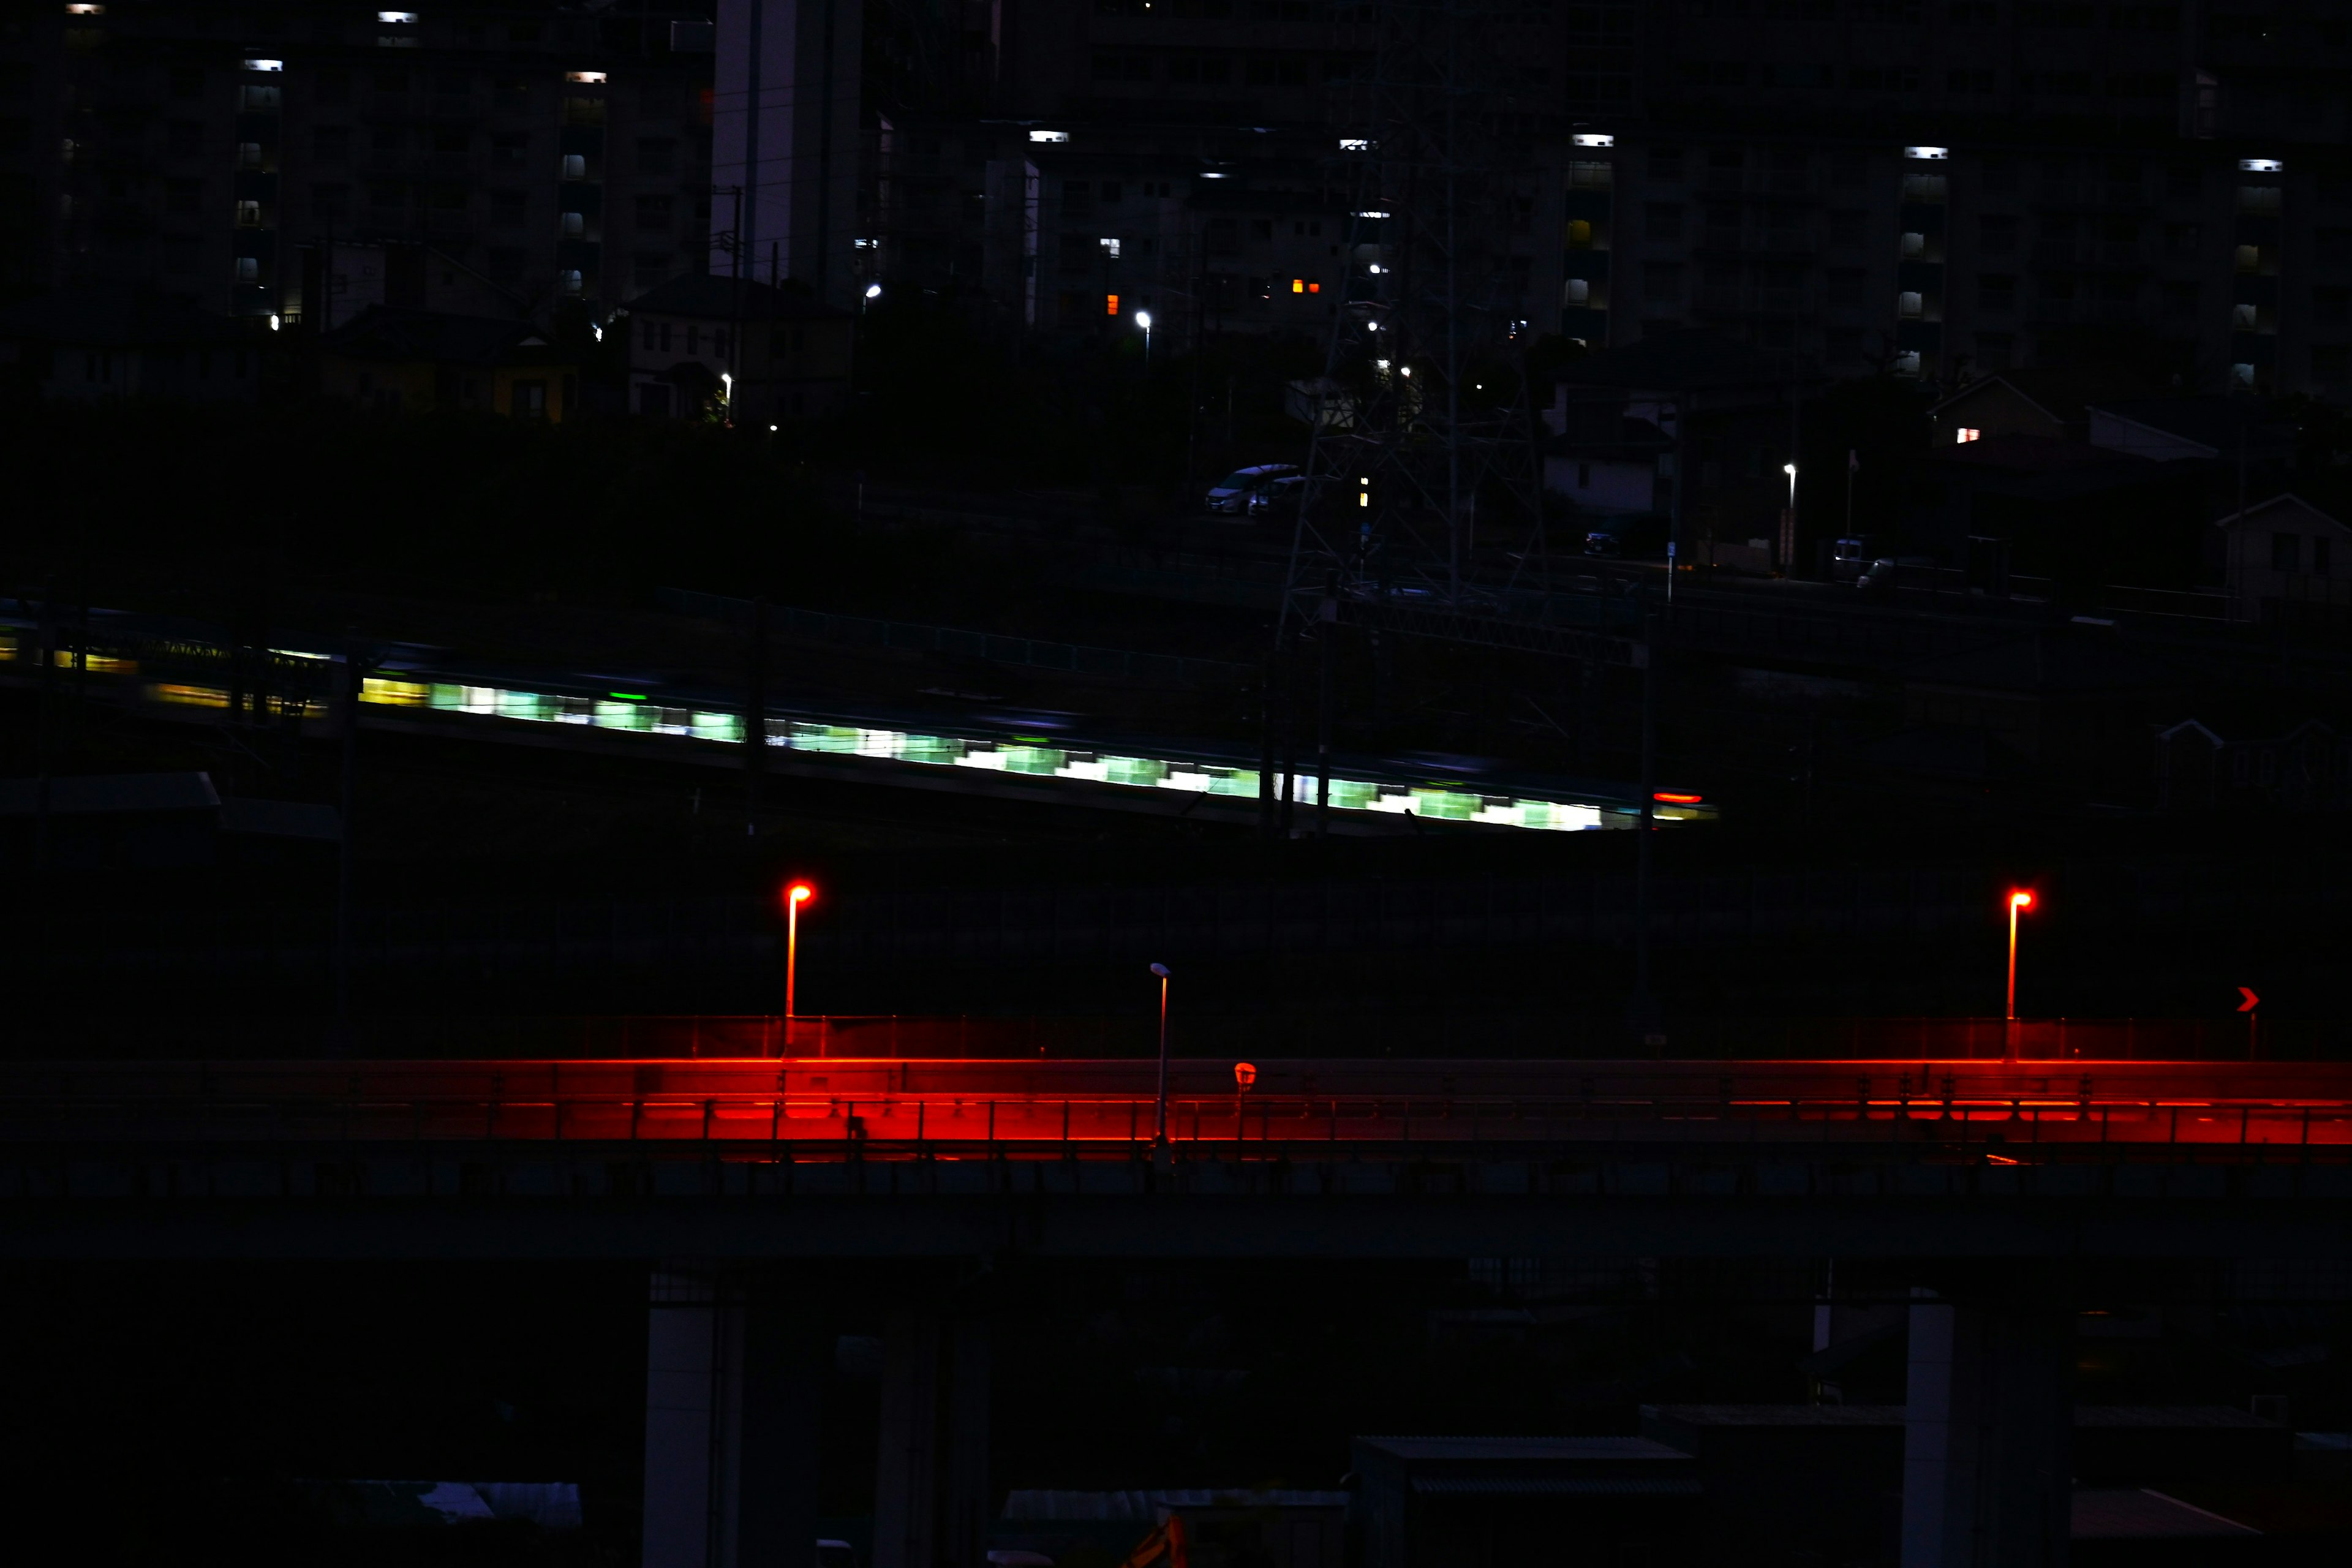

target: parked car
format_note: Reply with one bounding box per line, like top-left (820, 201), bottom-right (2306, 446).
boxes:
top-left (1205, 463), bottom-right (1298, 514)
top-left (1831, 535), bottom-right (1884, 583)
top-left (1855, 555), bottom-right (1938, 593)
top-left (1247, 474), bottom-right (1310, 521)
top-left (1581, 514), bottom-right (1668, 558)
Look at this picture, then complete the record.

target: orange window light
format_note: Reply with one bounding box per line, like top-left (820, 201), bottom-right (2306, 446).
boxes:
top-left (1105, 293), bottom-right (1120, 316)
top-left (1291, 278), bottom-right (1303, 293)
top-left (1308, 281), bottom-right (1320, 293)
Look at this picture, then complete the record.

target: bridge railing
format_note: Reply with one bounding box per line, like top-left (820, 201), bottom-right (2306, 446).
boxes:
top-left (2, 1061), bottom-right (2346, 1154)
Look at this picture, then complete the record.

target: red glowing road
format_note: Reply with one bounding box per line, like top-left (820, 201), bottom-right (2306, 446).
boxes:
top-left (2, 1058), bottom-right (2347, 1156)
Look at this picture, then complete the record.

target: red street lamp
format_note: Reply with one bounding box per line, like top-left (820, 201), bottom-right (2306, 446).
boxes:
top-left (2005, 889), bottom-right (2035, 1062)
top-left (785, 881), bottom-right (816, 1031)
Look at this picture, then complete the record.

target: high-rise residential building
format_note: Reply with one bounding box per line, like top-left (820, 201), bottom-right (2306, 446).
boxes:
top-left (859, 0), bottom-right (2350, 394)
top-left (3, 1), bottom-right (2345, 396)
top-left (0, 1), bottom-right (720, 323)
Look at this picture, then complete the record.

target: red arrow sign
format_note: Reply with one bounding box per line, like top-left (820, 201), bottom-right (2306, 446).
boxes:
top-left (2237, 987), bottom-right (2260, 1012)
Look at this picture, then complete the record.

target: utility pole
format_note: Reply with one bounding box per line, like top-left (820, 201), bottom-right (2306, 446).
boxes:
top-left (333, 636), bottom-right (363, 1055)
top-left (1632, 590), bottom-right (1659, 1051)
top-left (729, 183), bottom-right (745, 424)
top-left (32, 578), bottom-right (55, 871)
top-left (745, 598), bottom-right (767, 835)
top-left (1785, 334), bottom-right (1801, 575)
top-left (1279, 631), bottom-right (1300, 838)
top-left (1257, 654), bottom-right (1278, 839)
top-left (1316, 572), bottom-right (1337, 837)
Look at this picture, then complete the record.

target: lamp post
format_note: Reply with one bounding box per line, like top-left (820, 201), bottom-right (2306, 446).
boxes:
top-left (1135, 309), bottom-right (1153, 369)
top-left (1150, 962), bottom-right (1171, 1147)
top-left (1781, 462), bottom-right (1798, 575)
top-left (2005, 889), bottom-right (2034, 1062)
top-left (785, 881), bottom-right (816, 1044)
top-left (863, 282), bottom-right (881, 314)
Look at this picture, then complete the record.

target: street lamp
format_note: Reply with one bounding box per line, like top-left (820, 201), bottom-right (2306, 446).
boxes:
top-left (1135, 309), bottom-right (1153, 368)
top-left (1150, 962), bottom-right (1171, 1147)
top-left (785, 880), bottom-right (816, 1038)
top-left (863, 282), bottom-right (881, 315)
top-left (2005, 889), bottom-right (2035, 1061)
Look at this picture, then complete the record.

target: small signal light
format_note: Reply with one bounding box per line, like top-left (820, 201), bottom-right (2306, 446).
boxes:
top-left (1653, 791), bottom-right (1703, 805)
top-left (1234, 1062), bottom-right (1257, 1090)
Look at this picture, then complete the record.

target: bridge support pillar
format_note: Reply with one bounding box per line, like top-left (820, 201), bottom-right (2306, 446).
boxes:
top-left (1901, 1280), bottom-right (2073, 1568)
top-left (642, 1268), bottom-right (824, 1568)
top-left (873, 1308), bottom-right (990, 1568)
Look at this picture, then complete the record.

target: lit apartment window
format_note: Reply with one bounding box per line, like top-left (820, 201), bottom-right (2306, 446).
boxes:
top-left (235, 256), bottom-right (260, 282)
top-left (561, 153), bottom-right (586, 179)
top-left (1899, 291), bottom-right (1923, 317)
top-left (1901, 231), bottom-right (1925, 257)
top-left (561, 211), bottom-right (584, 236)
top-left (559, 269), bottom-right (582, 294)
top-left (1099, 237), bottom-right (1121, 258)
top-left (1956, 428), bottom-right (1981, 443)
top-left (235, 199), bottom-right (261, 226)
top-left (1104, 293), bottom-right (1120, 315)
top-left (1564, 279), bottom-right (1590, 304)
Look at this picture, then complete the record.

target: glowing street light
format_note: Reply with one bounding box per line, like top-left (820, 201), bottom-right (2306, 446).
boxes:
top-left (1135, 308), bottom-right (1153, 368)
top-left (1150, 962), bottom-right (1172, 1146)
top-left (785, 880), bottom-right (817, 1031)
top-left (2005, 889), bottom-right (2035, 1061)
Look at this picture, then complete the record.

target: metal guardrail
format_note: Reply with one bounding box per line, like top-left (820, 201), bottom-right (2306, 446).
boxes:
top-left (3, 1058), bottom-right (2347, 1154)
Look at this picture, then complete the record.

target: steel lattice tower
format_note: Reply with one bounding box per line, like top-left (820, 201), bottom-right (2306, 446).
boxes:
top-left (1280, 0), bottom-right (1550, 639)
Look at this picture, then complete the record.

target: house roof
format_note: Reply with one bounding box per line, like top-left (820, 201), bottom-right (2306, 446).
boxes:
top-left (1556, 328), bottom-right (1807, 395)
top-left (320, 306), bottom-right (557, 366)
top-left (2214, 492), bottom-right (2349, 532)
top-left (1001, 1490), bottom-right (1347, 1520)
top-left (1929, 366), bottom-right (2155, 425)
top-left (1645, 1404), bottom-right (1903, 1427)
top-left (1357, 1436), bottom-right (1689, 1462)
top-left (2090, 396), bottom-right (2297, 461)
top-left (1410, 1476), bottom-right (1702, 1497)
top-left (0, 285), bottom-right (251, 347)
top-left (623, 273), bottom-right (848, 322)
top-left (1922, 432), bottom-right (2151, 477)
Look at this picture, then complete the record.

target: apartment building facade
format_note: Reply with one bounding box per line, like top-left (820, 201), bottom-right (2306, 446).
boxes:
top-left (861, 0), bottom-right (2349, 393)
top-left (4, 0), bottom-right (2345, 398)
top-left (0, 0), bottom-right (719, 324)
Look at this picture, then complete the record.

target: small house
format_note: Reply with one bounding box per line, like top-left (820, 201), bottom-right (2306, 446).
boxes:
top-left (620, 274), bottom-right (853, 423)
top-left (317, 307), bottom-right (577, 420)
top-left (2213, 493), bottom-right (2352, 623)
top-left (0, 285), bottom-right (262, 404)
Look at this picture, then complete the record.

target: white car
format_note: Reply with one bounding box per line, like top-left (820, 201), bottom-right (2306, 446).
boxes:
top-left (1205, 463), bottom-right (1298, 513)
